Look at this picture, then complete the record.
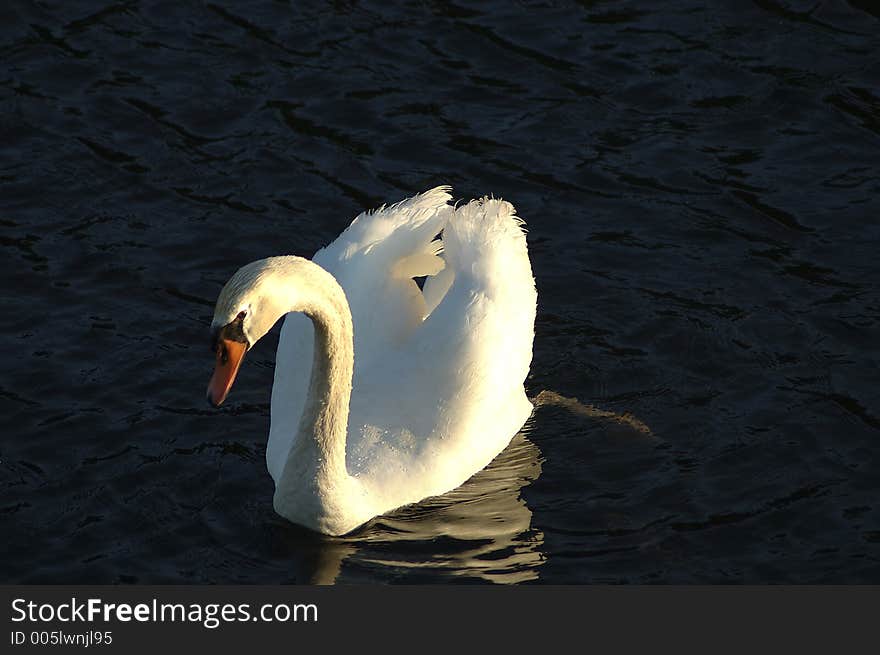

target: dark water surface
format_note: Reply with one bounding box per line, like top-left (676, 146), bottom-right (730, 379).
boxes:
top-left (2, 0), bottom-right (879, 583)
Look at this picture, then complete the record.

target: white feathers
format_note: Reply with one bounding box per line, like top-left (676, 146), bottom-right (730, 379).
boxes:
top-left (260, 186), bottom-right (536, 534)
top-left (323, 185), bottom-right (453, 264)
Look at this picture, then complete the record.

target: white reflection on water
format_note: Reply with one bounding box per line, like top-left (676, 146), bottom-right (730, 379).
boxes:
top-left (271, 393), bottom-right (657, 584)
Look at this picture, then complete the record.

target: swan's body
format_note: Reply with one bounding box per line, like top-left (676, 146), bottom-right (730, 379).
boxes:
top-left (208, 187), bottom-right (536, 535)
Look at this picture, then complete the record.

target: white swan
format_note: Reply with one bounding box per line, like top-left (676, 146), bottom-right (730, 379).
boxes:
top-left (206, 186), bottom-right (536, 536)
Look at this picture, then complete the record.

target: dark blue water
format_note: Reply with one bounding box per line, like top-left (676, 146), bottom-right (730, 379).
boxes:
top-left (2, 0), bottom-right (879, 583)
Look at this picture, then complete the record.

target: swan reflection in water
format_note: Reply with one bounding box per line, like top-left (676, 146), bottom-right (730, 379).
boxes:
top-left (266, 392), bottom-right (654, 584)
top-left (271, 429), bottom-right (545, 584)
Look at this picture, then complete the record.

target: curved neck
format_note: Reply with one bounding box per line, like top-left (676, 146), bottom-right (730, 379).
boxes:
top-left (274, 258), bottom-right (354, 487)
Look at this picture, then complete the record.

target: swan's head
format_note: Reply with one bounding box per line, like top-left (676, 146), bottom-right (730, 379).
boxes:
top-left (207, 257), bottom-right (301, 407)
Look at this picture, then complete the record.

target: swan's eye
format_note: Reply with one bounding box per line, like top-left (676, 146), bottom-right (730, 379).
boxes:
top-left (236, 310), bottom-right (247, 321)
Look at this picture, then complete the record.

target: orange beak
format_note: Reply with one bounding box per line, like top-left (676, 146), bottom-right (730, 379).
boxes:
top-left (207, 338), bottom-right (248, 407)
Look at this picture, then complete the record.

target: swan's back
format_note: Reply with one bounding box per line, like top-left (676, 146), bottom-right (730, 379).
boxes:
top-left (346, 196), bottom-right (536, 511)
top-left (268, 188), bottom-right (536, 519)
